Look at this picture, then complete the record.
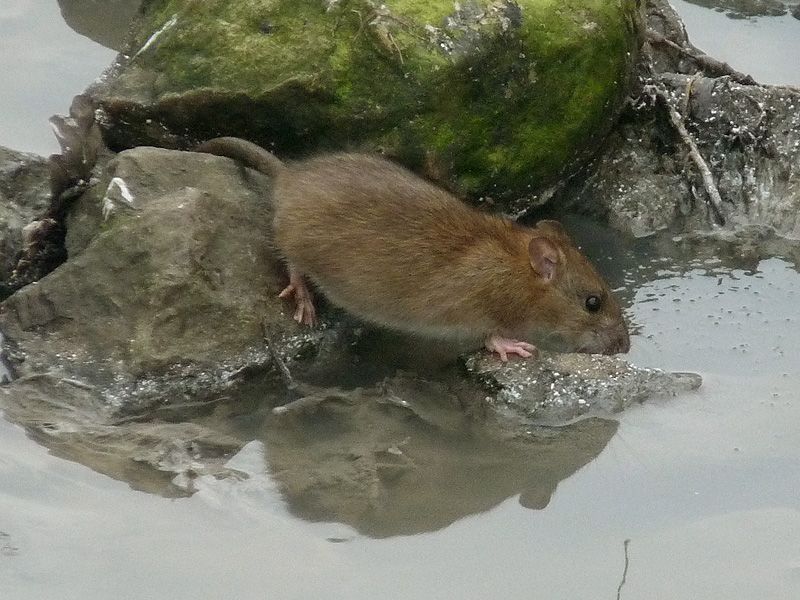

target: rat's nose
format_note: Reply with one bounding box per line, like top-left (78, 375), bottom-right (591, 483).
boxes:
top-left (602, 325), bottom-right (630, 355)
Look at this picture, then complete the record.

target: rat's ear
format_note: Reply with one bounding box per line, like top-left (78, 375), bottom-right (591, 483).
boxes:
top-left (535, 220), bottom-right (569, 240)
top-left (528, 236), bottom-right (560, 282)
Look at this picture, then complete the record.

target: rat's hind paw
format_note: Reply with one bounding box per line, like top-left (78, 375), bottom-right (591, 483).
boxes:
top-left (278, 270), bottom-right (317, 326)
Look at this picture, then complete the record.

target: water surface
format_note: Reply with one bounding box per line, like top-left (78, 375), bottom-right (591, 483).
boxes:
top-left (0, 2), bottom-right (119, 156)
top-left (3, 232), bottom-right (799, 600)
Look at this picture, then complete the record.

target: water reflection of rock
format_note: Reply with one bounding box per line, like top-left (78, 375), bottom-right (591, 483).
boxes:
top-left (260, 380), bottom-right (619, 537)
top-left (0, 365), bottom-right (619, 537)
top-left (58, 0), bottom-right (143, 51)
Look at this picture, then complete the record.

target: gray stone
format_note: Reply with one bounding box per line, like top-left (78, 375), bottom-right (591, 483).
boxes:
top-left (58, 0), bottom-right (143, 51)
top-left (464, 351), bottom-right (702, 426)
top-left (0, 148), bottom-right (50, 289)
top-left (562, 1), bottom-right (800, 237)
top-left (0, 147), bottom-right (311, 389)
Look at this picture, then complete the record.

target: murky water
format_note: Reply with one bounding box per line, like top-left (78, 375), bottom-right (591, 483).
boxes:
top-left (2, 3), bottom-right (800, 600)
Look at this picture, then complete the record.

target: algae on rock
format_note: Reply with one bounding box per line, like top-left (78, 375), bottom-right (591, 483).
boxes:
top-left (93, 0), bottom-right (640, 207)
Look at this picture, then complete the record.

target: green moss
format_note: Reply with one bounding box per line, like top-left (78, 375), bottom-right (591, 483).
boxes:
top-left (384, 0), bottom-right (454, 25)
top-left (117, 0), bottom-right (639, 203)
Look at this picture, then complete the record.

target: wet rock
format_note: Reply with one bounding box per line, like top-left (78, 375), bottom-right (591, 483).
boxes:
top-left (561, 1), bottom-right (800, 237)
top-left (88, 0), bottom-right (640, 208)
top-left (573, 75), bottom-right (800, 237)
top-left (0, 145), bottom-right (341, 496)
top-left (0, 146), bottom-right (315, 392)
top-left (464, 351), bottom-right (702, 425)
top-left (794, 3), bottom-right (800, 20)
top-left (0, 148), bottom-right (50, 296)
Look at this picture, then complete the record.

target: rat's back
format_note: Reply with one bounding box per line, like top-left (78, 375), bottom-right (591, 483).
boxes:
top-left (272, 153), bottom-right (506, 335)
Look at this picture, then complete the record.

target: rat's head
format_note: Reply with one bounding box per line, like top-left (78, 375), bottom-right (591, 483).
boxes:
top-left (524, 220), bottom-right (630, 355)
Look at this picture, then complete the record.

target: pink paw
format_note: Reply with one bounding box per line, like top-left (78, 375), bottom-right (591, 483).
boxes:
top-left (278, 278), bottom-right (317, 326)
top-left (484, 334), bottom-right (538, 362)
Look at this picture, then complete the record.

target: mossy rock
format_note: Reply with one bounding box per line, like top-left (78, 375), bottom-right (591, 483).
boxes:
top-left (93, 0), bottom-right (640, 206)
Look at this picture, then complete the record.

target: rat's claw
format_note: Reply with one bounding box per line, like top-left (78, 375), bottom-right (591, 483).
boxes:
top-left (485, 334), bottom-right (538, 362)
top-left (292, 295), bottom-right (317, 326)
top-left (279, 270), bottom-right (317, 327)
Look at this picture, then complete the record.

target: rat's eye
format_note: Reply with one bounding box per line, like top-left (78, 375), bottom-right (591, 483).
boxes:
top-left (585, 294), bottom-right (602, 312)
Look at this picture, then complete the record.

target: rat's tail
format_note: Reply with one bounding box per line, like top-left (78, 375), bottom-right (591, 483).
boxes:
top-left (196, 137), bottom-right (285, 178)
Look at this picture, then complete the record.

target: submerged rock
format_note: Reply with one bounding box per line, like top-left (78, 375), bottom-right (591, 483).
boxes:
top-left (90, 0), bottom-right (640, 207)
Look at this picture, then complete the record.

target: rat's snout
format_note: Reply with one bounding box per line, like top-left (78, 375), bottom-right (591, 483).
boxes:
top-left (601, 324), bottom-right (630, 355)
top-left (576, 323), bottom-right (630, 355)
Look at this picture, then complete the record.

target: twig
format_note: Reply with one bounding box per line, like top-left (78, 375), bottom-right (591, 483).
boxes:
top-left (616, 539), bottom-right (631, 600)
top-left (261, 321), bottom-right (297, 391)
top-left (351, 9), bottom-right (366, 41)
top-left (646, 29), bottom-right (757, 86)
top-left (652, 85), bottom-right (726, 226)
top-left (387, 30), bottom-right (404, 66)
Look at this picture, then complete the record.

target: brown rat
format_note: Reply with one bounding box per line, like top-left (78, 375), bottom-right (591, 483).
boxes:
top-left (197, 137), bottom-right (630, 360)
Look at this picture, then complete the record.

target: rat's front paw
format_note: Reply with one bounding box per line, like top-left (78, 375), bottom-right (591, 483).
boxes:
top-left (484, 334), bottom-right (538, 362)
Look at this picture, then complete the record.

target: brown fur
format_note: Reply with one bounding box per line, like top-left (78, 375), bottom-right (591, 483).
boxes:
top-left (197, 138), bottom-right (630, 354)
